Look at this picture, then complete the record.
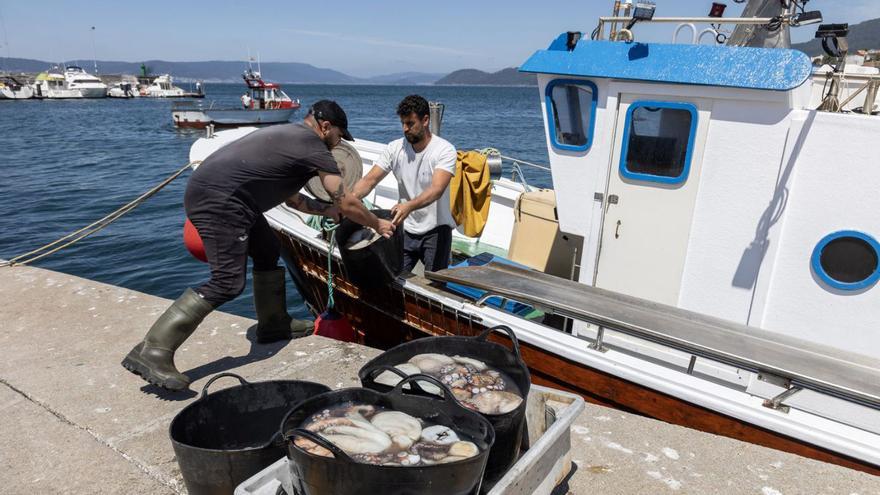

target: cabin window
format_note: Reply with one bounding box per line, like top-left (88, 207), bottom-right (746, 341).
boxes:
top-left (811, 231), bottom-right (880, 291)
top-left (619, 101), bottom-right (697, 185)
top-left (545, 79), bottom-right (597, 152)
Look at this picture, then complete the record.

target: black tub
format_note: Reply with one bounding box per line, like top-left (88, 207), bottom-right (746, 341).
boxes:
top-left (358, 325), bottom-right (530, 491)
top-left (169, 373), bottom-right (330, 495)
top-left (282, 375), bottom-right (495, 495)
top-left (335, 209), bottom-right (404, 289)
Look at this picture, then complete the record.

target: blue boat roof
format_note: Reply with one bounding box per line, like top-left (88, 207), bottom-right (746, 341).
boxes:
top-left (520, 36), bottom-right (812, 91)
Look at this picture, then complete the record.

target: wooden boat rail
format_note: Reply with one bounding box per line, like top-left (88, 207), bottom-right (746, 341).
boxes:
top-left (426, 263), bottom-right (880, 411)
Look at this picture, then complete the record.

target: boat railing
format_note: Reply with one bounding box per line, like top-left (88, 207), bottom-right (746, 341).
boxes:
top-left (818, 72), bottom-right (880, 114)
top-left (478, 148), bottom-right (551, 191)
top-left (595, 16), bottom-right (785, 43)
top-left (427, 263), bottom-right (880, 412)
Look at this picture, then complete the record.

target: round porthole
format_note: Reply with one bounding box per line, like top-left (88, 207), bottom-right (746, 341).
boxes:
top-left (811, 231), bottom-right (880, 291)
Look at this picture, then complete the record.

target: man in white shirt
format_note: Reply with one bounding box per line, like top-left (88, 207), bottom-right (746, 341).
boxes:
top-left (353, 94), bottom-right (457, 272)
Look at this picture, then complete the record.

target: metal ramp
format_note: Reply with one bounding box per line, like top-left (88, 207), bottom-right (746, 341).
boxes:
top-left (426, 263), bottom-right (880, 410)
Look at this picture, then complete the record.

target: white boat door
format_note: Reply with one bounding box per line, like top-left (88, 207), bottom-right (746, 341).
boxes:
top-left (594, 94), bottom-right (710, 305)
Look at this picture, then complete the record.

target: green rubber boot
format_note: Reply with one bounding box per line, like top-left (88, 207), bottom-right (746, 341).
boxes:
top-left (121, 288), bottom-right (213, 391)
top-left (253, 267), bottom-right (313, 343)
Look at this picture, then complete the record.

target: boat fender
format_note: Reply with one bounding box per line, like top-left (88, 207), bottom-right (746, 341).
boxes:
top-left (313, 307), bottom-right (356, 342)
top-left (183, 218), bottom-right (208, 262)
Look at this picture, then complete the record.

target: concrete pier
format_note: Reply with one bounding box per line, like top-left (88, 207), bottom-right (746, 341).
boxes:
top-left (1, 265), bottom-right (878, 494)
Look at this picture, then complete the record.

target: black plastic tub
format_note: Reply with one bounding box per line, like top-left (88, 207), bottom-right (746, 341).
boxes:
top-left (169, 373), bottom-right (330, 495)
top-left (335, 209), bottom-right (404, 289)
top-left (358, 325), bottom-right (530, 491)
top-left (282, 375), bottom-right (495, 495)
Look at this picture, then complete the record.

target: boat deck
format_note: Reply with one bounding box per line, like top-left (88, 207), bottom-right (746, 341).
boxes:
top-left (1, 265), bottom-right (878, 494)
top-left (427, 263), bottom-right (880, 409)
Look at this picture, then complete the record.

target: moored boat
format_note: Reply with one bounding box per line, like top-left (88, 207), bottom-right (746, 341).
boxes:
top-left (0, 75), bottom-right (34, 99)
top-left (63, 66), bottom-right (107, 98)
top-left (172, 68), bottom-right (299, 128)
top-left (188, 0), bottom-right (880, 477)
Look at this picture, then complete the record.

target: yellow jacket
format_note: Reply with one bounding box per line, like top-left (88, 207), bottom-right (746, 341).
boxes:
top-left (450, 150), bottom-right (493, 237)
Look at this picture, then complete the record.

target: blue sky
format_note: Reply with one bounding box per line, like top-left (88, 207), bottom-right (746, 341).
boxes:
top-left (0, 1), bottom-right (877, 77)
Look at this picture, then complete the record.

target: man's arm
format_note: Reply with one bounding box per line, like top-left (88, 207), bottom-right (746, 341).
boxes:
top-left (320, 172), bottom-right (395, 237)
top-left (285, 193), bottom-right (339, 220)
top-left (351, 165), bottom-right (389, 200)
top-left (391, 169), bottom-right (454, 225)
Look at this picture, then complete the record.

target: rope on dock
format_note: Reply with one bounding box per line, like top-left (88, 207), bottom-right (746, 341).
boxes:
top-left (0, 161), bottom-right (200, 268)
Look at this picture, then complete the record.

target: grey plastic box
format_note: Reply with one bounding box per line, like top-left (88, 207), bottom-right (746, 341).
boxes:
top-left (234, 384), bottom-right (585, 495)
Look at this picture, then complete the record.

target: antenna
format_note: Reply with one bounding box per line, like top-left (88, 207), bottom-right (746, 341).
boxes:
top-left (247, 47), bottom-right (253, 70)
top-left (0, 4), bottom-right (11, 70)
top-left (90, 26), bottom-right (98, 74)
top-left (257, 52), bottom-right (261, 75)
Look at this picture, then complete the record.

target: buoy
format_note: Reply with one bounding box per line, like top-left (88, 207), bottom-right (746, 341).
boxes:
top-left (314, 308), bottom-right (356, 342)
top-left (183, 218), bottom-right (208, 262)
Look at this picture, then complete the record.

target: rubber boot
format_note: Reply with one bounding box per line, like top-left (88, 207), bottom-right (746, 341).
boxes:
top-left (253, 267), bottom-right (313, 343)
top-left (121, 288), bottom-right (213, 391)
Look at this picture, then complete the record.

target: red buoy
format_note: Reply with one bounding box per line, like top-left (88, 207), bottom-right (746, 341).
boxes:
top-left (183, 218), bottom-right (208, 263)
top-left (313, 308), bottom-right (356, 342)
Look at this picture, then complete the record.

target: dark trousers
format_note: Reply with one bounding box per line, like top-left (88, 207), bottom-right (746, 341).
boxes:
top-left (184, 190), bottom-right (279, 307)
top-left (402, 225), bottom-right (453, 273)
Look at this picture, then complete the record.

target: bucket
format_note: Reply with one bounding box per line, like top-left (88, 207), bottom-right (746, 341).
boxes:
top-left (169, 373), bottom-right (330, 495)
top-left (335, 209), bottom-right (404, 288)
top-left (358, 325), bottom-right (530, 492)
top-left (281, 375), bottom-right (495, 495)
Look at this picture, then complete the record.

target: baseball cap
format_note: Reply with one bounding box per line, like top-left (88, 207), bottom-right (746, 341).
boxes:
top-left (310, 100), bottom-right (353, 141)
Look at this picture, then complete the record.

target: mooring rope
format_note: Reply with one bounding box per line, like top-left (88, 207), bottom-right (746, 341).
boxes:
top-left (321, 218), bottom-right (340, 309)
top-left (0, 161), bottom-right (200, 268)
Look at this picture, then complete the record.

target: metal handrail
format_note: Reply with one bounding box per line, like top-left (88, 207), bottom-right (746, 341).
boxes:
top-left (595, 16), bottom-right (781, 41)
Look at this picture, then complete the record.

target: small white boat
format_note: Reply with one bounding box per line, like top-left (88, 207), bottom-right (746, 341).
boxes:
top-left (143, 74), bottom-right (185, 98)
top-left (63, 66), bottom-right (107, 98)
top-left (107, 75), bottom-right (139, 98)
top-left (0, 75), bottom-right (34, 99)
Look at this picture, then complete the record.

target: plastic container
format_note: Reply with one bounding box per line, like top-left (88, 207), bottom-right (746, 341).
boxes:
top-left (280, 375), bottom-right (494, 495)
top-left (235, 385), bottom-right (585, 495)
top-left (335, 209), bottom-right (404, 288)
top-left (168, 373), bottom-right (330, 495)
top-left (358, 325), bottom-right (530, 492)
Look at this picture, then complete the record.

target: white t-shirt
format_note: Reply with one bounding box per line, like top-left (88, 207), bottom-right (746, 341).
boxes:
top-left (375, 136), bottom-right (457, 235)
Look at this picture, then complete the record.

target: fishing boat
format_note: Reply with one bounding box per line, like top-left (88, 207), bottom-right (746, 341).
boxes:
top-left (142, 74), bottom-right (185, 97)
top-left (172, 69), bottom-right (299, 128)
top-left (188, 0), bottom-right (880, 476)
top-left (0, 75), bottom-right (34, 99)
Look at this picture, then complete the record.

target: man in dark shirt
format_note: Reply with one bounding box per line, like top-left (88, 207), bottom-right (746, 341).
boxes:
top-left (122, 100), bottom-right (394, 391)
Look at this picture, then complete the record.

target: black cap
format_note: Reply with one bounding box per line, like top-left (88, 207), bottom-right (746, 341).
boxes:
top-left (309, 100), bottom-right (353, 141)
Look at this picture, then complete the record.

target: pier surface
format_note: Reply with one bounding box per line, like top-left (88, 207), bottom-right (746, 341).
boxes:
top-left (1, 265), bottom-right (877, 494)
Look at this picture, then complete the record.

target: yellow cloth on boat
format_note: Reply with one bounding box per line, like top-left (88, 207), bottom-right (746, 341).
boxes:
top-left (450, 150), bottom-right (492, 238)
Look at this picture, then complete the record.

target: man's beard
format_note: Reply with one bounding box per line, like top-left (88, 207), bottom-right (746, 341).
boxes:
top-left (405, 131), bottom-right (424, 144)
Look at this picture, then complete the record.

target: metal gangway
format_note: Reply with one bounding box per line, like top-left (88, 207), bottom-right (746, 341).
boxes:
top-left (426, 263), bottom-right (880, 411)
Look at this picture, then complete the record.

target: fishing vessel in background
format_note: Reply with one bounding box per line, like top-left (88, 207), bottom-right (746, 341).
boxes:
top-left (190, 0), bottom-right (880, 477)
top-left (172, 68), bottom-right (299, 128)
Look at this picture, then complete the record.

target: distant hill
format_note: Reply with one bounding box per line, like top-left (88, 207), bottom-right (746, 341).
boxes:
top-left (365, 72), bottom-right (444, 85)
top-left (792, 17), bottom-right (880, 56)
top-left (0, 57), bottom-right (442, 85)
top-left (435, 68), bottom-right (536, 86)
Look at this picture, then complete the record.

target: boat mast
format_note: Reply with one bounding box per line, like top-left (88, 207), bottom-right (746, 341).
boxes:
top-left (727, 0), bottom-right (793, 48)
top-left (90, 26), bottom-right (98, 75)
top-left (0, 4), bottom-right (10, 71)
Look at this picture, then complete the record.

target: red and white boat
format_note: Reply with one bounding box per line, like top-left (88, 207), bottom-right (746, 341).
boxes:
top-left (172, 69), bottom-right (300, 129)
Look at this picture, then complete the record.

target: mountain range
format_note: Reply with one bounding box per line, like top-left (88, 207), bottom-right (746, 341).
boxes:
top-left (0, 57), bottom-right (448, 85)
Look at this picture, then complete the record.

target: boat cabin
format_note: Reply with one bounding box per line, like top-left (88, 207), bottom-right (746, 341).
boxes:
top-left (519, 34), bottom-right (880, 359)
